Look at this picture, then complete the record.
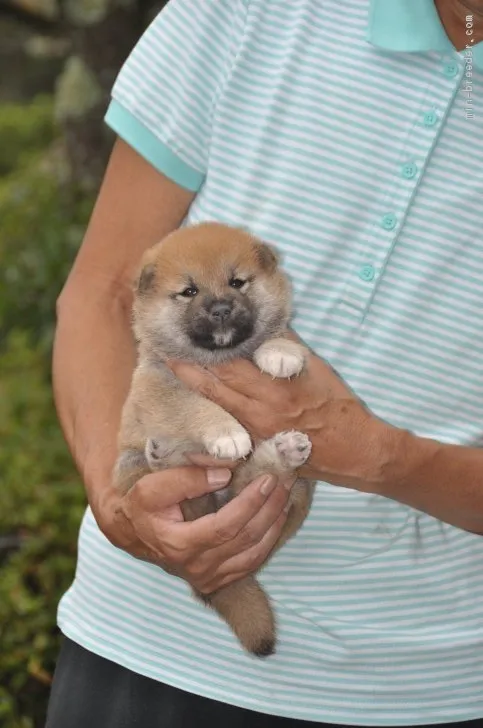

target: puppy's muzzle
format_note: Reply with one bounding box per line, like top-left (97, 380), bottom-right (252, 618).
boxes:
top-left (207, 298), bottom-right (233, 325)
top-left (188, 296), bottom-right (254, 350)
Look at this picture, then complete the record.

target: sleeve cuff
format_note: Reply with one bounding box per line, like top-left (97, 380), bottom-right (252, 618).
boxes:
top-left (105, 100), bottom-right (204, 192)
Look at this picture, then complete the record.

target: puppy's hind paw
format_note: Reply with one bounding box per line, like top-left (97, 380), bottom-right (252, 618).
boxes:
top-left (273, 430), bottom-right (312, 469)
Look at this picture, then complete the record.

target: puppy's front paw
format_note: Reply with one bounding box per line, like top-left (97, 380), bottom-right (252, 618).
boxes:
top-left (254, 339), bottom-right (306, 379)
top-left (203, 427), bottom-right (252, 460)
top-left (273, 430), bottom-right (312, 469)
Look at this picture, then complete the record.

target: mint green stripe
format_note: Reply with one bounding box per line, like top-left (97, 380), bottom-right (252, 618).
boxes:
top-left (104, 100), bottom-right (204, 192)
top-left (62, 1), bottom-right (483, 722)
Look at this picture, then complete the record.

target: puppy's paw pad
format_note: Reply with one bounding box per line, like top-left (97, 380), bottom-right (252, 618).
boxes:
top-left (254, 348), bottom-right (305, 379)
top-left (274, 430), bottom-right (311, 468)
top-left (204, 429), bottom-right (252, 460)
top-left (145, 437), bottom-right (172, 469)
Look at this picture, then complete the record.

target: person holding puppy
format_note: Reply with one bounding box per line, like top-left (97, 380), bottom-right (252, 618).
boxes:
top-left (47, 1), bottom-right (483, 727)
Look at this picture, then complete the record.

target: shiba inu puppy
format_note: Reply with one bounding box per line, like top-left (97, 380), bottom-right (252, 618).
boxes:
top-left (114, 222), bottom-right (315, 656)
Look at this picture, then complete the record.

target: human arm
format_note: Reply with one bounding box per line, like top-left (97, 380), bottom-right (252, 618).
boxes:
top-left (53, 139), bottom-right (293, 593)
top-left (168, 352), bottom-right (483, 534)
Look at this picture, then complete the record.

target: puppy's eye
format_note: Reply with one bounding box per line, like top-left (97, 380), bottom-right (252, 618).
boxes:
top-left (229, 277), bottom-right (246, 289)
top-left (179, 286), bottom-right (198, 298)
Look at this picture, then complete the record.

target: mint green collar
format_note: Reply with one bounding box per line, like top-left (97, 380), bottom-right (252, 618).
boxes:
top-left (368, 0), bottom-right (483, 70)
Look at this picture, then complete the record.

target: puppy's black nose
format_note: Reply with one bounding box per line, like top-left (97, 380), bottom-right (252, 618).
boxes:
top-left (209, 299), bottom-right (233, 323)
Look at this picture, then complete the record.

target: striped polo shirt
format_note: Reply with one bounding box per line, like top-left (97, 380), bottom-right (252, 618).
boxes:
top-left (57, 1), bottom-right (483, 724)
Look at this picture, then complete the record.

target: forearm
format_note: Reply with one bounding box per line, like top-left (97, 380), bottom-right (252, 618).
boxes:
top-left (298, 383), bottom-right (483, 533)
top-left (53, 287), bottom-right (135, 521)
top-left (307, 410), bottom-right (483, 533)
top-left (51, 139), bottom-right (195, 527)
top-left (372, 427), bottom-right (483, 533)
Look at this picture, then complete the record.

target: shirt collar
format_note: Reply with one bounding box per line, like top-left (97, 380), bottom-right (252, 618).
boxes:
top-left (368, 0), bottom-right (483, 71)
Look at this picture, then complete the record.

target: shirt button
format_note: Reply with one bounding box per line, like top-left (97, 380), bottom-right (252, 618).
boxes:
top-left (443, 61), bottom-right (459, 78)
top-left (423, 110), bottom-right (438, 127)
top-left (401, 162), bottom-right (418, 180)
top-left (358, 264), bottom-right (376, 282)
top-left (381, 213), bottom-right (397, 231)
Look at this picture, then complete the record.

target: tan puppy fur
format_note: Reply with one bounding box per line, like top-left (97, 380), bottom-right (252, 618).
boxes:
top-left (114, 222), bottom-right (315, 657)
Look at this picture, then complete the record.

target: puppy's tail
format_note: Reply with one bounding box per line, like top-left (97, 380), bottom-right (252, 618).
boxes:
top-left (197, 576), bottom-right (276, 657)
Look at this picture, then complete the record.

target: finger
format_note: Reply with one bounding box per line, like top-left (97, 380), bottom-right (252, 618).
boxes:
top-left (166, 361), bottom-right (250, 412)
top-left (201, 511), bottom-right (287, 593)
top-left (209, 359), bottom-right (265, 393)
top-left (206, 478), bottom-right (290, 562)
top-left (131, 466), bottom-right (232, 510)
top-left (211, 358), bottom-right (301, 398)
top-left (171, 473), bottom-right (279, 549)
top-left (178, 475), bottom-right (294, 585)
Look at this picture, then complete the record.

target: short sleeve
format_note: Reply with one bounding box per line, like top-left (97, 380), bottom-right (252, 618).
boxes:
top-left (105, 0), bottom-right (248, 191)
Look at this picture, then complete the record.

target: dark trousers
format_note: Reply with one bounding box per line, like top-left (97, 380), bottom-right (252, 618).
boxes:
top-left (45, 638), bottom-right (483, 728)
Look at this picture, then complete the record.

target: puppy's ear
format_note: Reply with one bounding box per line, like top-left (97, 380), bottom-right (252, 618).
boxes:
top-left (254, 242), bottom-right (279, 273)
top-left (135, 263), bottom-right (156, 295)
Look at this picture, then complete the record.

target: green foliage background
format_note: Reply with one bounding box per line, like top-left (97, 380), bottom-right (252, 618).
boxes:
top-left (0, 97), bottom-right (90, 727)
top-left (1, 1), bottom-right (166, 723)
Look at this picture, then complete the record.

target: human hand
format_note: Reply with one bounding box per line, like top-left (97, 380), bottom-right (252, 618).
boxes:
top-left (97, 465), bottom-right (293, 594)
top-left (167, 351), bottom-right (397, 493)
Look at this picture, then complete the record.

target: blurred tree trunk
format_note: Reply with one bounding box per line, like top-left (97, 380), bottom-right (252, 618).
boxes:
top-left (55, 0), bottom-right (167, 191)
top-left (2, 0), bottom-right (168, 191)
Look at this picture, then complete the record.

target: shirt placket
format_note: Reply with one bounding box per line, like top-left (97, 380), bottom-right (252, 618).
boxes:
top-left (338, 53), bottom-right (465, 319)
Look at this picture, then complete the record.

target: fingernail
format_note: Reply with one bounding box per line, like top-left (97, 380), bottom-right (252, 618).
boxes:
top-left (259, 475), bottom-right (276, 496)
top-left (207, 468), bottom-right (232, 487)
top-left (283, 502), bottom-right (292, 514)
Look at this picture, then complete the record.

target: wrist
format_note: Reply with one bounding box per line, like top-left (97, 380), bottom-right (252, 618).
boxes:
top-left (83, 457), bottom-right (137, 551)
top-left (366, 421), bottom-right (433, 496)
top-left (93, 483), bottom-right (139, 551)
top-left (307, 403), bottom-right (414, 494)
top-left (371, 425), bottom-right (442, 498)
top-left (360, 419), bottom-right (409, 494)
top-left (346, 416), bottom-right (409, 493)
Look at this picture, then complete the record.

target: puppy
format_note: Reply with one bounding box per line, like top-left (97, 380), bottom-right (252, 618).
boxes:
top-left (113, 222), bottom-right (315, 657)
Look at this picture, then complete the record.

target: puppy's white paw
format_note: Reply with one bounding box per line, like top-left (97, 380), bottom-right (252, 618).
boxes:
top-left (273, 430), bottom-right (312, 469)
top-left (254, 340), bottom-right (306, 379)
top-left (203, 428), bottom-right (252, 460)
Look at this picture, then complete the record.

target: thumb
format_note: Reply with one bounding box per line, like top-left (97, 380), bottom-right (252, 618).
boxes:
top-left (134, 465), bottom-right (233, 508)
